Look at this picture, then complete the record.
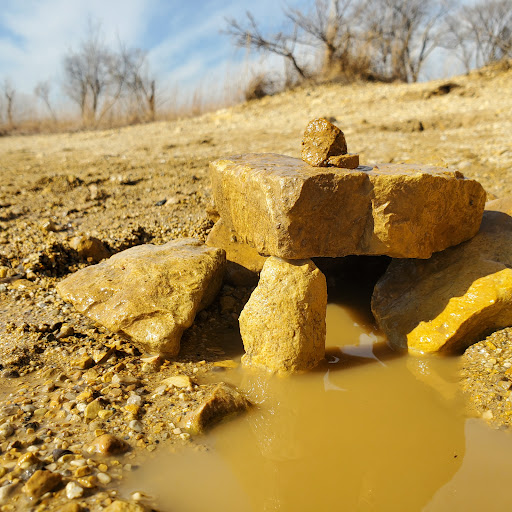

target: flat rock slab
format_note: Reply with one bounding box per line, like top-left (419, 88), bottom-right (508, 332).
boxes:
top-left (57, 239), bottom-right (225, 357)
top-left (372, 199), bottom-right (512, 354)
top-left (210, 153), bottom-right (486, 259)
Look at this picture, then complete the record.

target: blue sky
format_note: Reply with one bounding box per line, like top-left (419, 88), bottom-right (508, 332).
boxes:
top-left (0, 0), bottom-right (311, 106)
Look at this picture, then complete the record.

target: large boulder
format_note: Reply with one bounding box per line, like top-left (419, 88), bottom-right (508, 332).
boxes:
top-left (372, 199), bottom-right (512, 354)
top-left (57, 239), bottom-right (225, 356)
top-left (239, 257), bottom-right (327, 373)
top-left (210, 153), bottom-right (485, 259)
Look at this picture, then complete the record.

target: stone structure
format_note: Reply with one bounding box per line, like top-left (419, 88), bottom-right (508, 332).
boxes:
top-left (210, 153), bottom-right (486, 259)
top-left (239, 257), bottom-right (327, 373)
top-left (372, 199), bottom-right (512, 354)
top-left (57, 239), bottom-right (225, 356)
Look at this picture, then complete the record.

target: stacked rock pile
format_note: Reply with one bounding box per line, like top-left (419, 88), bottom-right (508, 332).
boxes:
top-left (59, 118), bottom-right (512, 375)
top-left (208, 118), bottom-right (487, 371)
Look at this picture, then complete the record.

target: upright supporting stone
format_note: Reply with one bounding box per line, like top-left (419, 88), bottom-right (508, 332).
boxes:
top-left (239, 257), bottom-right (327, 373)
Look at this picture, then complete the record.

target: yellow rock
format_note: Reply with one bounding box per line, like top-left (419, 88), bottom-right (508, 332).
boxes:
top-left (301, 118), bottom-right (348, 167)
top-left (372, 205), bottom-right (512, 354)
top-left (327, 153), bottom-right (359, 169)
top-left (161, 375), bottom-right (192, 388)
top-left (239, 257), bottom-right (327, 373)
top-left (103, 501), bottom-right (148, 512)
top-left (206, 218), bottom-right (266, 273)
top-left (210, 154), bottom-right (485, 259)
top-left (69, 235), bottom-right (110, 263)
top-left (84, 399), bottom-right (103, 420)
top-left (57, 239), bottom-right (226, 357)
top-left (206, 218), bottom-right (266, 286)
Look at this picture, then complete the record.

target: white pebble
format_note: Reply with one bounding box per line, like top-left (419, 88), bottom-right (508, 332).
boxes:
top-left (129, 420), bottom-right (143, 432)
top-left (66, 481), bottom-right (84, 499)
top-left (127, 394), bottom-right (142, 406)
top-left (482, 410), bottom-right (494, 420)
top-left (97, 472), bottom-right (112, 485)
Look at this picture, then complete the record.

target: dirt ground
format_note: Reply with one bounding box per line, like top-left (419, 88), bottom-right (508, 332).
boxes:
top-left (0, 62), bottom-right (511, 511)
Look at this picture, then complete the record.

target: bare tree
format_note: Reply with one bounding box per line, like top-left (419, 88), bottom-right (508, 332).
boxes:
top-left (34, 80), bottom-right (57, 121)
top-left (442, 7), bottom-right (474, 73)
top-left (225, 0), bottom-right (451, 85)
top-left (2, 79), bottom-right (16, 126)
top-left (362, 0), bottom-right (454, 82)
top-left (119, 47), bottom-right (157, 121)
top-left (62, 20), bottom-right (114, 124)
top-left (461, 0), bottom-right (511, 67)
top-left (285, 0), bottom-right (364, 78)
top-left (225, 12), bottom-right (309, 81)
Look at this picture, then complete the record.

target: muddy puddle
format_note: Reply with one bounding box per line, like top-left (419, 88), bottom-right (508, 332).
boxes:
top-left (118, 297), bottom-right (512, 512)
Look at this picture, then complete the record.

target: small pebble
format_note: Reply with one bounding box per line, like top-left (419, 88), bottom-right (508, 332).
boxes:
top-left (66, 481), bottom-right (84, 499)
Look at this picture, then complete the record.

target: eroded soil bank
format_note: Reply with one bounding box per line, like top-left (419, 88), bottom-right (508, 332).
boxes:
top-left (1, 63), bottom-right (512, 510)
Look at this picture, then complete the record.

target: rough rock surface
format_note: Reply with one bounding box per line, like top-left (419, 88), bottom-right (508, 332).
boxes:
top-left (185, 382), bottom-right (251, 434)
top-left (206, 218), bottom-right (267, 286)
top-left (301, 118), bottom-right (348, 166)
top-left (210, 153), bottom-right (486, 259)
top-left (372, 201), bottom-right (512, 354)
top-left (57, 239), bottom-right (225, 356)
top-left (239, 257), bottom-right (327, 373)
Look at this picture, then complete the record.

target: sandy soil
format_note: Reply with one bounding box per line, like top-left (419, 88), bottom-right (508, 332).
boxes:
top-left (0, 62), bottom-right (511, 510)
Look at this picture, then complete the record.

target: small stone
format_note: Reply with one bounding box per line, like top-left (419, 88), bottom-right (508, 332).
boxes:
top-left (301, 118), bottom-right (348, 167)
top-left (53, 448), bottom-right (73, 461)
top-left (127, 394), bottom-right (142, 406)
top-left (41, 219), bottom-right (58, 232)
top-left (24, 469), bottom-right (62, 499)
top-left (65, 481), bottom-right (84, 499)
top-left (129, 420), bottom-right (143, 432)
top-left (56, 504), bottom-right (83, 512)
top-left (77, 475), bottom-right (97, 488)
top-left (103, 501), bottom-right (149, 512)
top-left (84, 399), bottom-right (103, 420)
top-left (72, 354), bottom-right (95, 369)
top-left (88, 434), bottom-right (130, 455)
top-left (0, 422), bottom-right (14, 439)
top-left (0, 482), bottom-right (19, 505)
top-left (161, 375), bottom-right (192, 389)
top-left (56, 324), bottom-right (74, 339)
top-left (327, 153), bottom-right (359, 169)
top-left (97, 472), bottom-right (112, 485)
top-left (69, 235), bottom-right (110, 263)
top-left (17, 452), bottom-right (40, 469)
top-left (186, 382), bottom-right (251, 434)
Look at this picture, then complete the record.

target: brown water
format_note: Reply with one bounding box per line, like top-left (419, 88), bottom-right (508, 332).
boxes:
top-left (122, 302), bottom-right (512, 512)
